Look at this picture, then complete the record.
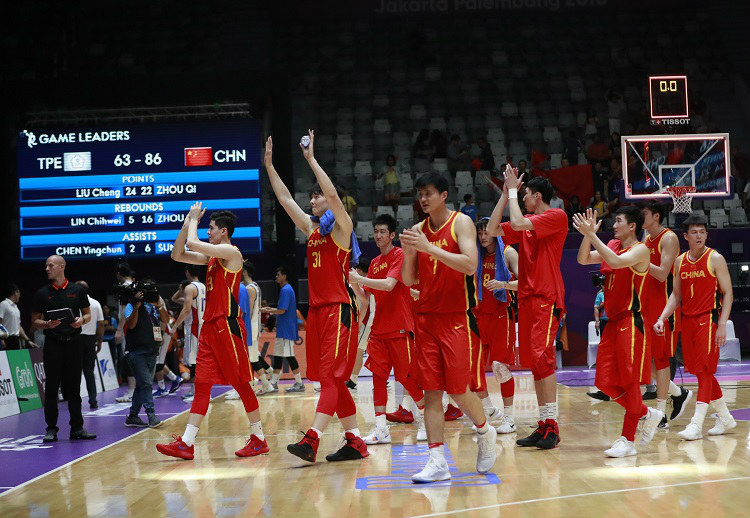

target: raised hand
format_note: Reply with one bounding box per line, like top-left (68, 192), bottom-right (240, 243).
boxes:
top-left (187, 201), bottom-right (206, 221)
top-left (400, 227), bottom-right (431, 253)
top-left (572, 208), bottom-right (601, 236)
top-left (300, 129), bottom-right (315, 161)
top-left (264, 136), bottom-right (273, 169)
top-left (503, 163), bottom-right (524, 191)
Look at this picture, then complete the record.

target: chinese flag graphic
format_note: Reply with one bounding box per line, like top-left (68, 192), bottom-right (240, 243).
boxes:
top-left (184, 147), bottom-right (213, 167)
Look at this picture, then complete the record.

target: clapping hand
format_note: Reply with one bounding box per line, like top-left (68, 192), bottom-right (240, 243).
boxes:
top-left (572, 208), bottom-right (601, 237)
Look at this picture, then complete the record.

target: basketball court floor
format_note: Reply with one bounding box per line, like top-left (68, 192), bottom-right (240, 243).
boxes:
top-left (1, 366), bottom-right (748, 518)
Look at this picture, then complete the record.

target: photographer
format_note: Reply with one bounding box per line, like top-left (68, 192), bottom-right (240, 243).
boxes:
top-left (31, 255), bottom-right (96, 443)
top-left (122, 280), bottom-right (169, 428)
top-left (588, 272), bottom-right (610, 402)
top-left (114, 263), bottom-right (136, 402)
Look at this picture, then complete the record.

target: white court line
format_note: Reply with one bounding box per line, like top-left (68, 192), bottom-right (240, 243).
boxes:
top-left (406, 476), bottom-right (750, 518)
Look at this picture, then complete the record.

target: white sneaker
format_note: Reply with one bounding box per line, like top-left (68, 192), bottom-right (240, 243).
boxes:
top-left (678, 422), bottom-right (703, 441)
top-left (224, 389), bottom-right (240, 400)
top-left (416, 418), bottom-right (427, 442)
top-left (412, 455), bottom-right (451, 483)
top-left (183, 396), bottom-right (194, 403)
top-left (640, 408), bottom-right (665, 446)
top-left (313, 382), bottom-right (322, 392)
top-left (495, 414), bottom-right (517, 434)
top-left (476, 426), bottom-right (497, 474)
top-left (363, 426), bottom-right (391, 445)
top-left (707, 415), bottom-right (737, 436)
top-left (115, 393), bottom-right (133, 403)
top-left (604, 436), bottom-right (637, 458)
top-left (485, 406), bottom-right (500, 420)
top-left (491, 361), bottom-right (512, 383)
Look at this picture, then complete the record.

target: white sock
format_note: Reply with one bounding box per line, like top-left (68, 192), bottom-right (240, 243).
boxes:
top-left (429, 444), bottom-right (446, 460)
top-left (375, 414), bottom-right (386, 429)
top-left (475, 420), bottom-right (489, 434)
top-left (539, 405), bottom-right (548, 422)
top-left (158, 379), bottom-right (165, 389)
top-left (310, 427), bottom-right (323, 437)
top-left (504, 405), bottom-right (513, 417)
top-left (711, 397), bottom-right (732, 421)
top-left (271, 372), bottom-right (280, 385)
top-left (294, 373), bottom-right (302, 384)
top-left (346, 427), bottom-right (361, 438)
top-left (657, 399), bottom-right (667, 413)
top-left (402, 394), bottom-right (413, 412)
top-left (481, 397), bottom-right (493, 410)
top-left (668, 381), bottom-right (682, 397)
top-left (546, 402), bottom-right (558, 421)
top-left (249, 421), bottom-right (264, 441)
top-left (691, 401), bottom-right (709, 428)
top-left (166, 371), bottom-right (177, 381)
top-left (183, 423), bottom-right (199, 446)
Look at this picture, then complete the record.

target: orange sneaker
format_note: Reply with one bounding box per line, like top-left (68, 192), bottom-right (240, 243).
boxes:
top-left (156, 434), bottom-right (194, 460)
top-left (287, 429), bottom-right (320, 462)
top-left (444, 404), bottom-right (463, 421)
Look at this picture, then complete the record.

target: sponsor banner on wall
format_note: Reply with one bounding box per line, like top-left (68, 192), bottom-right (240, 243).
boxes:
top-left (97, 345), bottom-right (119, 391)
top-left (5, 350), bottom-right (42, 412)
top-left (28, 348), bottom-right (46, 403)
top-left (0, 352), bottom-right (21, 418)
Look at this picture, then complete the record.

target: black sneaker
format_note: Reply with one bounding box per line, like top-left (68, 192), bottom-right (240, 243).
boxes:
top-left (42, 430), bottom-right (58, 443)
top-left (670, 387), bottom-right (693, 420)
top-left (587, 390), bottom-right (610, 401)
top-left (642, 390), bottom-right (657, 401)
top-left (325, 432), bottom-right (370, 462)
top-left (345, 379), bottom-right (357, 390)
top-left (70, 428), bottom-right (97, 440)
top-left (125, 414), bottom-right (148, 428)
top-left (536, 421), bottom-right (561, 450)
top-left (287, 430), bottom-right (320, 463)
top-left (516, 421), bottom-right (546, 447)
top-left (89, 401), bottom-right (98, 409)
top-left (147, 413), bottom-right (162, 428)
top-left (657, 416), bottom-right (669, 429)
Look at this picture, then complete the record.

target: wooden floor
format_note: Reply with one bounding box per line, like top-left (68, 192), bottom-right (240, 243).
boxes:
top-left (1, 375), bottom-right (749, 518)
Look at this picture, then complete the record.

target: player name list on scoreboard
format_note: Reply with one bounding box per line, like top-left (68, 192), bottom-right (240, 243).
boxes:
top-left (16, 120), bottom-right (262, 261)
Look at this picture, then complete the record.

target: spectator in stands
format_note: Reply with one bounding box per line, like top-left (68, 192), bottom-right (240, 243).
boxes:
top-left (431, 129), bottom-right (448, 159)
top-left (566, 194), bottom-right (583, 225)
top-left (605, 89), bottom-right (626, 135)
top-left (0, 284), bottom-right (36, 349)
top-left (587, 135), bottom-right (610, 165)
top-left (76, 281), bottom-right (104, 410)
top-left (460, 194), bottom-right (477, 222)
top-left (447, 134), bottom-right (471, 176)
top-left (472, 136), bottom-right (495, 173)
top-left (549, 188), bottom-right (565, 210)
top-left (608, 132), bottom-right (621, 159)
top-left (589, 190), bottom-right (609, 219)
top-left (592, 161), bottom-right (608, 193)
top-left (517, 159), bottom-right (530, 180)
top-left (584, 112), bottom-right (599, 141)
top-left (341, 188), bottom-right (358, 223)
top-left (564, 130), bottom-right (581, 165)
top-left (561, 157), bottom-right (571, 169)
top-left (730, 145), bottom-right (749, 206)
top-left (382, 154), bottom-right (402, 210)
top-left (413, 129), bottom-right (435, 172)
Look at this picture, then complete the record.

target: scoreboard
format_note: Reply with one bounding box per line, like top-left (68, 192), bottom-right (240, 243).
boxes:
top-left (16, 120), bottom-right (262, 261)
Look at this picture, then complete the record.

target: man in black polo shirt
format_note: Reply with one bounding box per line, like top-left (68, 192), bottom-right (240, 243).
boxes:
top-left (31, 255), bottom-right (96, 443)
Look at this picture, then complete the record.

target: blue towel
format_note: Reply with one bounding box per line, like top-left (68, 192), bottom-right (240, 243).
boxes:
top-left (476, 235), bottom-right (511, 303)
top-left (311, 210), bottom-right (361, 267)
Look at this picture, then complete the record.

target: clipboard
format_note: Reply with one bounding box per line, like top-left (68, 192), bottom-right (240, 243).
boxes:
top-left (46, 307), bottom-right (75, 325)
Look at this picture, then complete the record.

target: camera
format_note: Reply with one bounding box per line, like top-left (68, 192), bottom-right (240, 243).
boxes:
top-left (114, 280), bottom-right (160, 305)
top-left (591, 272), bottom-right (605, 288)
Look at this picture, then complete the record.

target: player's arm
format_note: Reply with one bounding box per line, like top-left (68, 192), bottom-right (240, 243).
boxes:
top-left (648, 231), bottom-right (679, 282)
top-left (485, 246), bottom-right (519, 291)
top-left (655, 257), bottom-right (683, 335)
top-left (400, 223), bottom-right (420, 286)
top-left (357, 293), bottom-right (370, 323)
top-left (171, 284), bottom-right (196, 331)
top-left (712, 252), bottom-right (734, 347)
top-left (248, 285), bottom-right (258, 321)
top-left (402, 214), bottom-right (477, 275)
top-left (575, 209), bottom-right (603, 265)
top-left (264, 136), bottom-right (314, 237)
top-left (170, 287), bottom-right (184, 305)
top-left (301, 130), bottom-right (353, 244)
top-left (486, 174), bottom-right (508, 237)
top-left (574, 209), bottom-right (650, 268)
top-left (349, 279), bottom-right (367, 300)
top-left (183, 202), bottom-right (242, 266)
top-left (504, 164), bottom-right (534, 231)
top-left (261, 288), bottom-right (290, 315)
top-left (171, 207), bottom-right (210, 265)
top-left (349, 269), bottom-right (398, 292)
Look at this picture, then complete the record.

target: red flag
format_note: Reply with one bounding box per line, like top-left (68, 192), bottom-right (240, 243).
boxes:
top-left (184, 147), bottom-right (213, 167)
top-left (531, 150), bottom-right (550, 168)
top-left (534, 164), bottom-right (593, 210)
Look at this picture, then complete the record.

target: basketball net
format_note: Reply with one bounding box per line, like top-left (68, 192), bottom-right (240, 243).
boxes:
top-left (665, 186), bottom-right (696, 213)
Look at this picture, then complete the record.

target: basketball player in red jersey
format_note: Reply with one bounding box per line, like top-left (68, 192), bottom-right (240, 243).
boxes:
top-left (265, 131), bottom-right (368, 462)
top-left (641, 202), bottom-right (692, 427)
top-left (486, 166), bottom-right (567, 449)
top-left (349, 213), bottom-right (427, 444)
top-left (654, 214), bottom-right (735, 440)
top-left (401, 172), bottom-right (497, 483)
top-left (575, 206), bottom-right (664, 457)
top-left (156, 203), bottom-right (268, 460)
top-left (475, 218), bottom-right (519, 434)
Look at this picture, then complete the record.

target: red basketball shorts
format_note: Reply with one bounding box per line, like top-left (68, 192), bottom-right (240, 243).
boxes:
top-left (365, 333), bottom-right (415, 382)
top-left (646, 314), bottom-right (679, 370)
top-left (476, 308), bottom-right (516, 366)
top-left (517, 296), bottom-right (560, 379)
top-left (415, 311), bottom-right (484, 394)
top-left (595, 312), bottom-right (651, 389)
top-left (306, 303), bottom-right (358, 382)
top-left (682, 312), bottom-right (719, 375)
top-left (195, 317), bottom-right (252, 386)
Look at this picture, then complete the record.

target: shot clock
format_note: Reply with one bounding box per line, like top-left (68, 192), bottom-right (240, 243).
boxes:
top-left (649, 75), bottom-right (689, 121)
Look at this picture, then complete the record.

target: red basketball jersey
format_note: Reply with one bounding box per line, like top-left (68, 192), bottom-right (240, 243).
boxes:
top-left (600, 240), bottom-right (648, 321)
top-left (365, 246), bottom-right (414, 337)
top-left (416, 211), bottom-right (477, 313)
top-left (307, 226), bottom-right (353, 308)
top-left (477, 248), bottom-right (509, 314)
top-left (641, 228), bottom-right (678, 322)
top-left (679, 247), bottom-right (722, 317)
top-left (203, 256), bottom-right (242, 322)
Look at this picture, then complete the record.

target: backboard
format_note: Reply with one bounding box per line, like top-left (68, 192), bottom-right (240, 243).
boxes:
top-left (622, 133), bottom-right (731, 200)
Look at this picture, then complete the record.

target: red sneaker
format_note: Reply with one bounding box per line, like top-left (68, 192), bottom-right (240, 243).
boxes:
top-left (287, 429), bottom-right (320, 462)
top-left (444, 404), bottom-right (463, 421)
top-left (156, 434), bottom-right (194, 460)
top-left (386, 405), bottom-right (415, 423)
top-left (235, 434), bottom-right (270, 457)
top-left (325, 432), bottom-right (370, 461)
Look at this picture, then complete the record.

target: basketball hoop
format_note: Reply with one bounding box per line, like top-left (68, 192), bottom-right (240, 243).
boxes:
top-left (665, 186), bottom-right (696, 214)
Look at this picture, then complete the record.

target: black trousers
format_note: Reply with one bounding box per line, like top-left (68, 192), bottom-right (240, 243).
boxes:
top-left (80, 335), bottom-right (98, 404)
top-left (4, 335), bottom-right (21, 350)
top-left (43, 335), bottom-right (84, 432)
